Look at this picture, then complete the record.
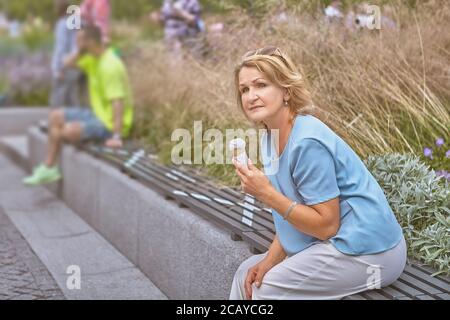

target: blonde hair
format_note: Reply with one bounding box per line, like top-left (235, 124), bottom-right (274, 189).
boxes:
top-left (234, 46), bottom-right (317, 128)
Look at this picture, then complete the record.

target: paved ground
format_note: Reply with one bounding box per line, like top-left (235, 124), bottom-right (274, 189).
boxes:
top-left (0, 207), bottom-right (65, 300)
top-left (0, 152), bottom-right (167, 300)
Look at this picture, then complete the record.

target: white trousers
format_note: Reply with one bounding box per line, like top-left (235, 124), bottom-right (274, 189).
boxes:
top-left (230, 237), bottom-right (407, 300)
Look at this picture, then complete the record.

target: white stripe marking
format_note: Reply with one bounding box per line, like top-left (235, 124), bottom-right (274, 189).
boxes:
top-left (243, 210), bottom-right (254, 220)
top-left (190, 193), bottom-right (211, 202)
top-left (242, 217), bottom-right (253, 227)
top-left (173, 190), bottom-right (189, 197)
top-left (171, 170), bottom-right (197, 183)
top-left (213, 198), bottom-right (235, 206)
top-left (238, 202), bottom-right (261, 212)
top-left (166, 173), bottom-right (180, 181)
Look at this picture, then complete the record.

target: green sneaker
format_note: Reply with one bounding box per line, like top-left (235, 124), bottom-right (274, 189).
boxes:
top-left (32, 164), bottom-right (45, 174)
top-left (23, 165), bottom-right (62, 186)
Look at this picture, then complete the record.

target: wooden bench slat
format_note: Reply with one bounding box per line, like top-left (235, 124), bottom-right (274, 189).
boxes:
top-left (147, 160), bottom-right (276, 230)
top-left (378, 286), bottom-right (409, 300)
top-left (131, 162), bottom-right (254, 230)
top-left (409, 262), bottom-right (450, 282)
top-left (197, 184), bottom-right (274, 223)
top-left (361, 290), bottom-right (389, 300)
top-left (259, 230), bottom-right (275, 242)
top-left (404, 264), bottom-right (450, 292)
top-left (126, 165), bottom-right (255, 236)
top-left (241, 231), bottom-right (272, 253)
top-left (436, 293), bottom-right (450, 300)
top-left (390, 280), bottom-right (424, 297)
top-left (173, 166), bottom-right (275, 221)
top-left (84, 143), bottom-right (450, 300)
top-left (399, 273), bottom-right (443, 295)
top-left (344, 294), bottom-right (367, 300)
top-left (416, 294), bottom-right (436, 300)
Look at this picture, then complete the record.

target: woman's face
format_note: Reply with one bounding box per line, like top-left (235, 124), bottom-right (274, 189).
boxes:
top-left (238, 66), bottom-right (287, 124)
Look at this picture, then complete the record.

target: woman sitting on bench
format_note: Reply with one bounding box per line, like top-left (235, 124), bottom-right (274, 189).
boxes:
top-left (230, 46), bottom-right (406, 300)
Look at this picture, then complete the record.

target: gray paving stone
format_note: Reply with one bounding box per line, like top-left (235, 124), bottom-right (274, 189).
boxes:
top-left (0, 205), bottom-right (65, 300)
top-left (0, 154), bottom-right (167, 300)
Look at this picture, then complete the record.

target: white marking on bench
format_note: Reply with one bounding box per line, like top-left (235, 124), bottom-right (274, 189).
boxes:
top-left (245, 194), bottom-right (256, 202)
top-left (165, 173), bottom-right (179, 181)
top-left (173, 190), bottom-right (189, 197)
top-left (238, 202), bottom-right (261, 212)
top-left (242, 195), bottom-right (255, 226)
top-left (243, 210), bottom-right (254, 219)
top-left (213, 198), bottom-right (235, 206)
top-left (242, 217), bottom-right (253, 227)
top-left (190, 193), bottom-right (211, 202)
top-left (171, 170), bottom-right (197, 183)
top-left (124, 150), bottom-right (146, 168)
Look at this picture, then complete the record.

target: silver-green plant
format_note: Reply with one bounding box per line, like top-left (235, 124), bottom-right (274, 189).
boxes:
top-left (365, 153), bottom-right (449, 276)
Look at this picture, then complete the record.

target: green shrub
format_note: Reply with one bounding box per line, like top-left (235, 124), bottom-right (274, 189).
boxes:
top-left (365, 153), bottom-right (449, 276)
top-left (12, 90), bottom-right (50, 106)
top-left (21, 18), bottom-right (53, 51)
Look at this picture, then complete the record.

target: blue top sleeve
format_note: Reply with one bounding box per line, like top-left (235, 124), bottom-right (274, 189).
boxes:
top-left (291, 138), bottom-right (340, 205)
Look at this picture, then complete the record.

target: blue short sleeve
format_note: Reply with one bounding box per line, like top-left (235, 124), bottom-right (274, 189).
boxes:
top-left (292, 138), bottom-right (340, 205)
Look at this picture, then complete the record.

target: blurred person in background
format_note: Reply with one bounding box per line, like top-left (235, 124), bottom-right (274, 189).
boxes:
top-left (23, 24), bottom-right (134, 186)
top-left (149, 0), bottom-right (204, 57)
top-left (50, 0), bottom-right (80, 108)
top-left (324, 0), bottom-right (344, 24)
top-left (0, 11), bottom-right (9, 33)
top-left (80, 0), bottom-right (111, 44)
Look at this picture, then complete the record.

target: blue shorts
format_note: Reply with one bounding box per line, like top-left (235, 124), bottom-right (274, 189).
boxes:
top-left (64, 107), bottom-right (112, 141)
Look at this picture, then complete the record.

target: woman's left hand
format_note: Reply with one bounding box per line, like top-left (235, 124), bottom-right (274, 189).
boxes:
top-left (233, 158), bottom-right (275, 203)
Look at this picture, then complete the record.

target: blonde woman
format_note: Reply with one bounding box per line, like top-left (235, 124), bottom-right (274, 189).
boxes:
top-left (230, 46), bottom-right (406, 300)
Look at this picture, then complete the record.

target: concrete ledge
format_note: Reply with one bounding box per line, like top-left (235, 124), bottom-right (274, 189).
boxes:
top-left (0, 155), bottom-right (168, 300)
top-left (0, 135), bottom-right (30, 170)
top-left (0, 108), bottom-right (49, 136)
top-left (27, 127), bottom-right (253, 299)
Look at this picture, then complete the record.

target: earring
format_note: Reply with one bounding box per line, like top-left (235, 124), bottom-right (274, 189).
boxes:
top-left (284, 101), bottom-right (289, 107)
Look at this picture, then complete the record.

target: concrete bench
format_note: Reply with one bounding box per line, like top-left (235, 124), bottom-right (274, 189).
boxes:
top-left (83, 144), bottom-right (449, 300)
top-left (22, 121), bottom-right (449, 300)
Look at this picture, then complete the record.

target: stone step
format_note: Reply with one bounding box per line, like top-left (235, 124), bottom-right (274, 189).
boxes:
top-left (0, 135), bottom-right (29, 171)
top-left (0, 154), bottom-right (167, 300)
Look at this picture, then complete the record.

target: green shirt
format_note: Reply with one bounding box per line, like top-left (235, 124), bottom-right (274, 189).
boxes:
top-left (77, 48), bottom-right (134, 137)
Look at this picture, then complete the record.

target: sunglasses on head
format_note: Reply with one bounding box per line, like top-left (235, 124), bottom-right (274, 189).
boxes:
top-left (243, 46), bottom-right (284, 59)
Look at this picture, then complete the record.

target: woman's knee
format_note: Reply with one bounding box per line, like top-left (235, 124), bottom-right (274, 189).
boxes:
top-left (233, 254), bottom-right (266, 284)
top-left (233, 259), bottom-right (250, 284)
top-left (251, 268), bottom-right (282, 300)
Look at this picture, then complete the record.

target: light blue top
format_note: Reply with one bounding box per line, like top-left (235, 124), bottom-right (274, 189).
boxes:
top-left (260, 115), bottom-right (403, 256)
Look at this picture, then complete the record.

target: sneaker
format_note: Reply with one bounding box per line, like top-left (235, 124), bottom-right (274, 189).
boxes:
top-left (23, 165), bottom-right (62, 186)
top-left (31, 164), bottom-right (45, 174)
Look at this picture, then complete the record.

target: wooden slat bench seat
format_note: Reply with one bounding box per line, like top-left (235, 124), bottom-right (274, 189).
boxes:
top-left (36, 123), bottom-right (449, 300)
top-left (82, 144), bottom-right (449, 300)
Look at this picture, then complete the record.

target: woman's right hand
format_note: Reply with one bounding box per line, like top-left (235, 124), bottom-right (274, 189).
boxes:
top-left (244, 258), bottom-right (277, 300)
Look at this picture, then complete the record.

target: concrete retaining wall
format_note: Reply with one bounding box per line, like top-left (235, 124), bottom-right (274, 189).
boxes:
top-left (0, 108), bottom-right (49, 136)
top-left (27, 126), bottom-right (253, 299)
